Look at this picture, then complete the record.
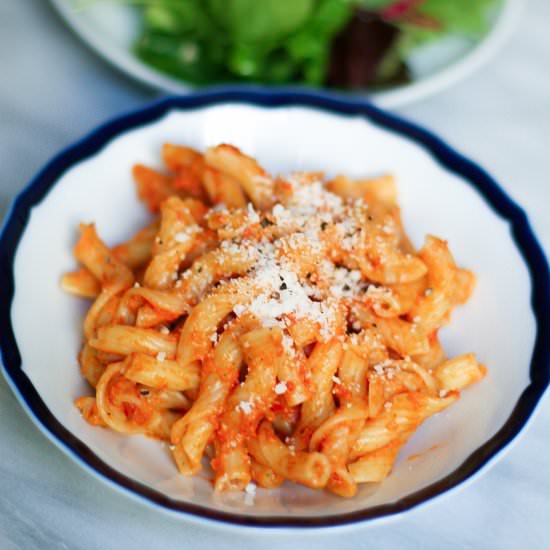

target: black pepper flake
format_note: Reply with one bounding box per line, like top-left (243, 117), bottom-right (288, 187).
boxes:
top-left (343, 284), bottom-right (350, 291)
top-left (279, 282), bottom-right (287, 290)
top-left (261, 218), bottom-right (275, 228)
top-left (367, 216), bottom-right (373, 221)
top-left (320, 222), bottom-right (328, 231)
top-left (139, 389), bottom-right (150, 396)
top-left (306, 272), bottom-right (312, 279)
top-left (197, 266), bottom-right (203, 273)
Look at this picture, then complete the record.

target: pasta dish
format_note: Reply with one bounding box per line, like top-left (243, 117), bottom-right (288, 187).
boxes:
top-left (62, 143), bottom-right (485, 499)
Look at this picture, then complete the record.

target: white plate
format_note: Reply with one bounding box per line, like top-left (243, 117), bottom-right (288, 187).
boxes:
top-left (0, 91), bottom-right (548, 528)
top-left (49, 0), bottom-right (524, 108)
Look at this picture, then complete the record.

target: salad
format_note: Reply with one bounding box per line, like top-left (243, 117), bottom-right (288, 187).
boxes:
top-left (130, 0), bottom-right (501, 89)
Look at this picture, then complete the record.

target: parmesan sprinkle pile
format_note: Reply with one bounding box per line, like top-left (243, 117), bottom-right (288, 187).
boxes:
top-left (205, 173), bottom-right (393, 341)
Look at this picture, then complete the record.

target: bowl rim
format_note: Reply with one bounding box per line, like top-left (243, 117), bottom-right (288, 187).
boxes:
top-left (1, 89), bottom-right (549, 529)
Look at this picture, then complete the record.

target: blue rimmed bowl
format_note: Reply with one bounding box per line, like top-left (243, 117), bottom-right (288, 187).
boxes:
top-left (1, 90), bottom-right (549, 529)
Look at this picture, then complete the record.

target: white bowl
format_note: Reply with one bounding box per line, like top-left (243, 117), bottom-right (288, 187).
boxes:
top-left (1, 91), bottom-right (548, 528)
top-left (48, 0), bottom-right (525, 108)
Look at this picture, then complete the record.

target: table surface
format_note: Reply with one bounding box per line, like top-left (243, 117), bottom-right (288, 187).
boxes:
top-left (1, 1), bottom-right (549, 548)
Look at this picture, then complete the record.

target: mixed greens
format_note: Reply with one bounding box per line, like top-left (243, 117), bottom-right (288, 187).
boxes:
top-left (130, 0), bottom-right (501, 88)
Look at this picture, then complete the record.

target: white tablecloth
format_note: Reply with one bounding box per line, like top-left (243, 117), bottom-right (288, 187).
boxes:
top-left (1, 1), bottom-right (549, 548)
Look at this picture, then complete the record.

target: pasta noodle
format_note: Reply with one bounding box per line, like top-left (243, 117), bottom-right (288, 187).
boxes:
top-left (65, 143), bottom-right (485, 499)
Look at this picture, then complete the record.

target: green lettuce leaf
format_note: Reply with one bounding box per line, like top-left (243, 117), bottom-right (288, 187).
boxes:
top-left (206, 0), bottom-right (315, 43)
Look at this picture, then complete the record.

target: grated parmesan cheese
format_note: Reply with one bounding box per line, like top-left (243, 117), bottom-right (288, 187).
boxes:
top-left (373, 359), bottom-right (393, 377)
top-left (174, 225), bottom-right (199, 244)
top-left (233, 304), bottom-right (247, 317)
top-left (236, 400), bottom-right (253, 414)
top-left (244, 482), bottom-right (257, 506)
top-left (282, 334), bottom-right (296, 357)
top-left (247, 203), bottom-right (260, 224)
top-left (156, 351), bottom-right (166, 363)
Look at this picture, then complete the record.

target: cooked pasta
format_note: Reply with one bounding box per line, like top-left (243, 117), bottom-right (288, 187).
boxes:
top-left (65, 143), bottom-right (485, 499)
